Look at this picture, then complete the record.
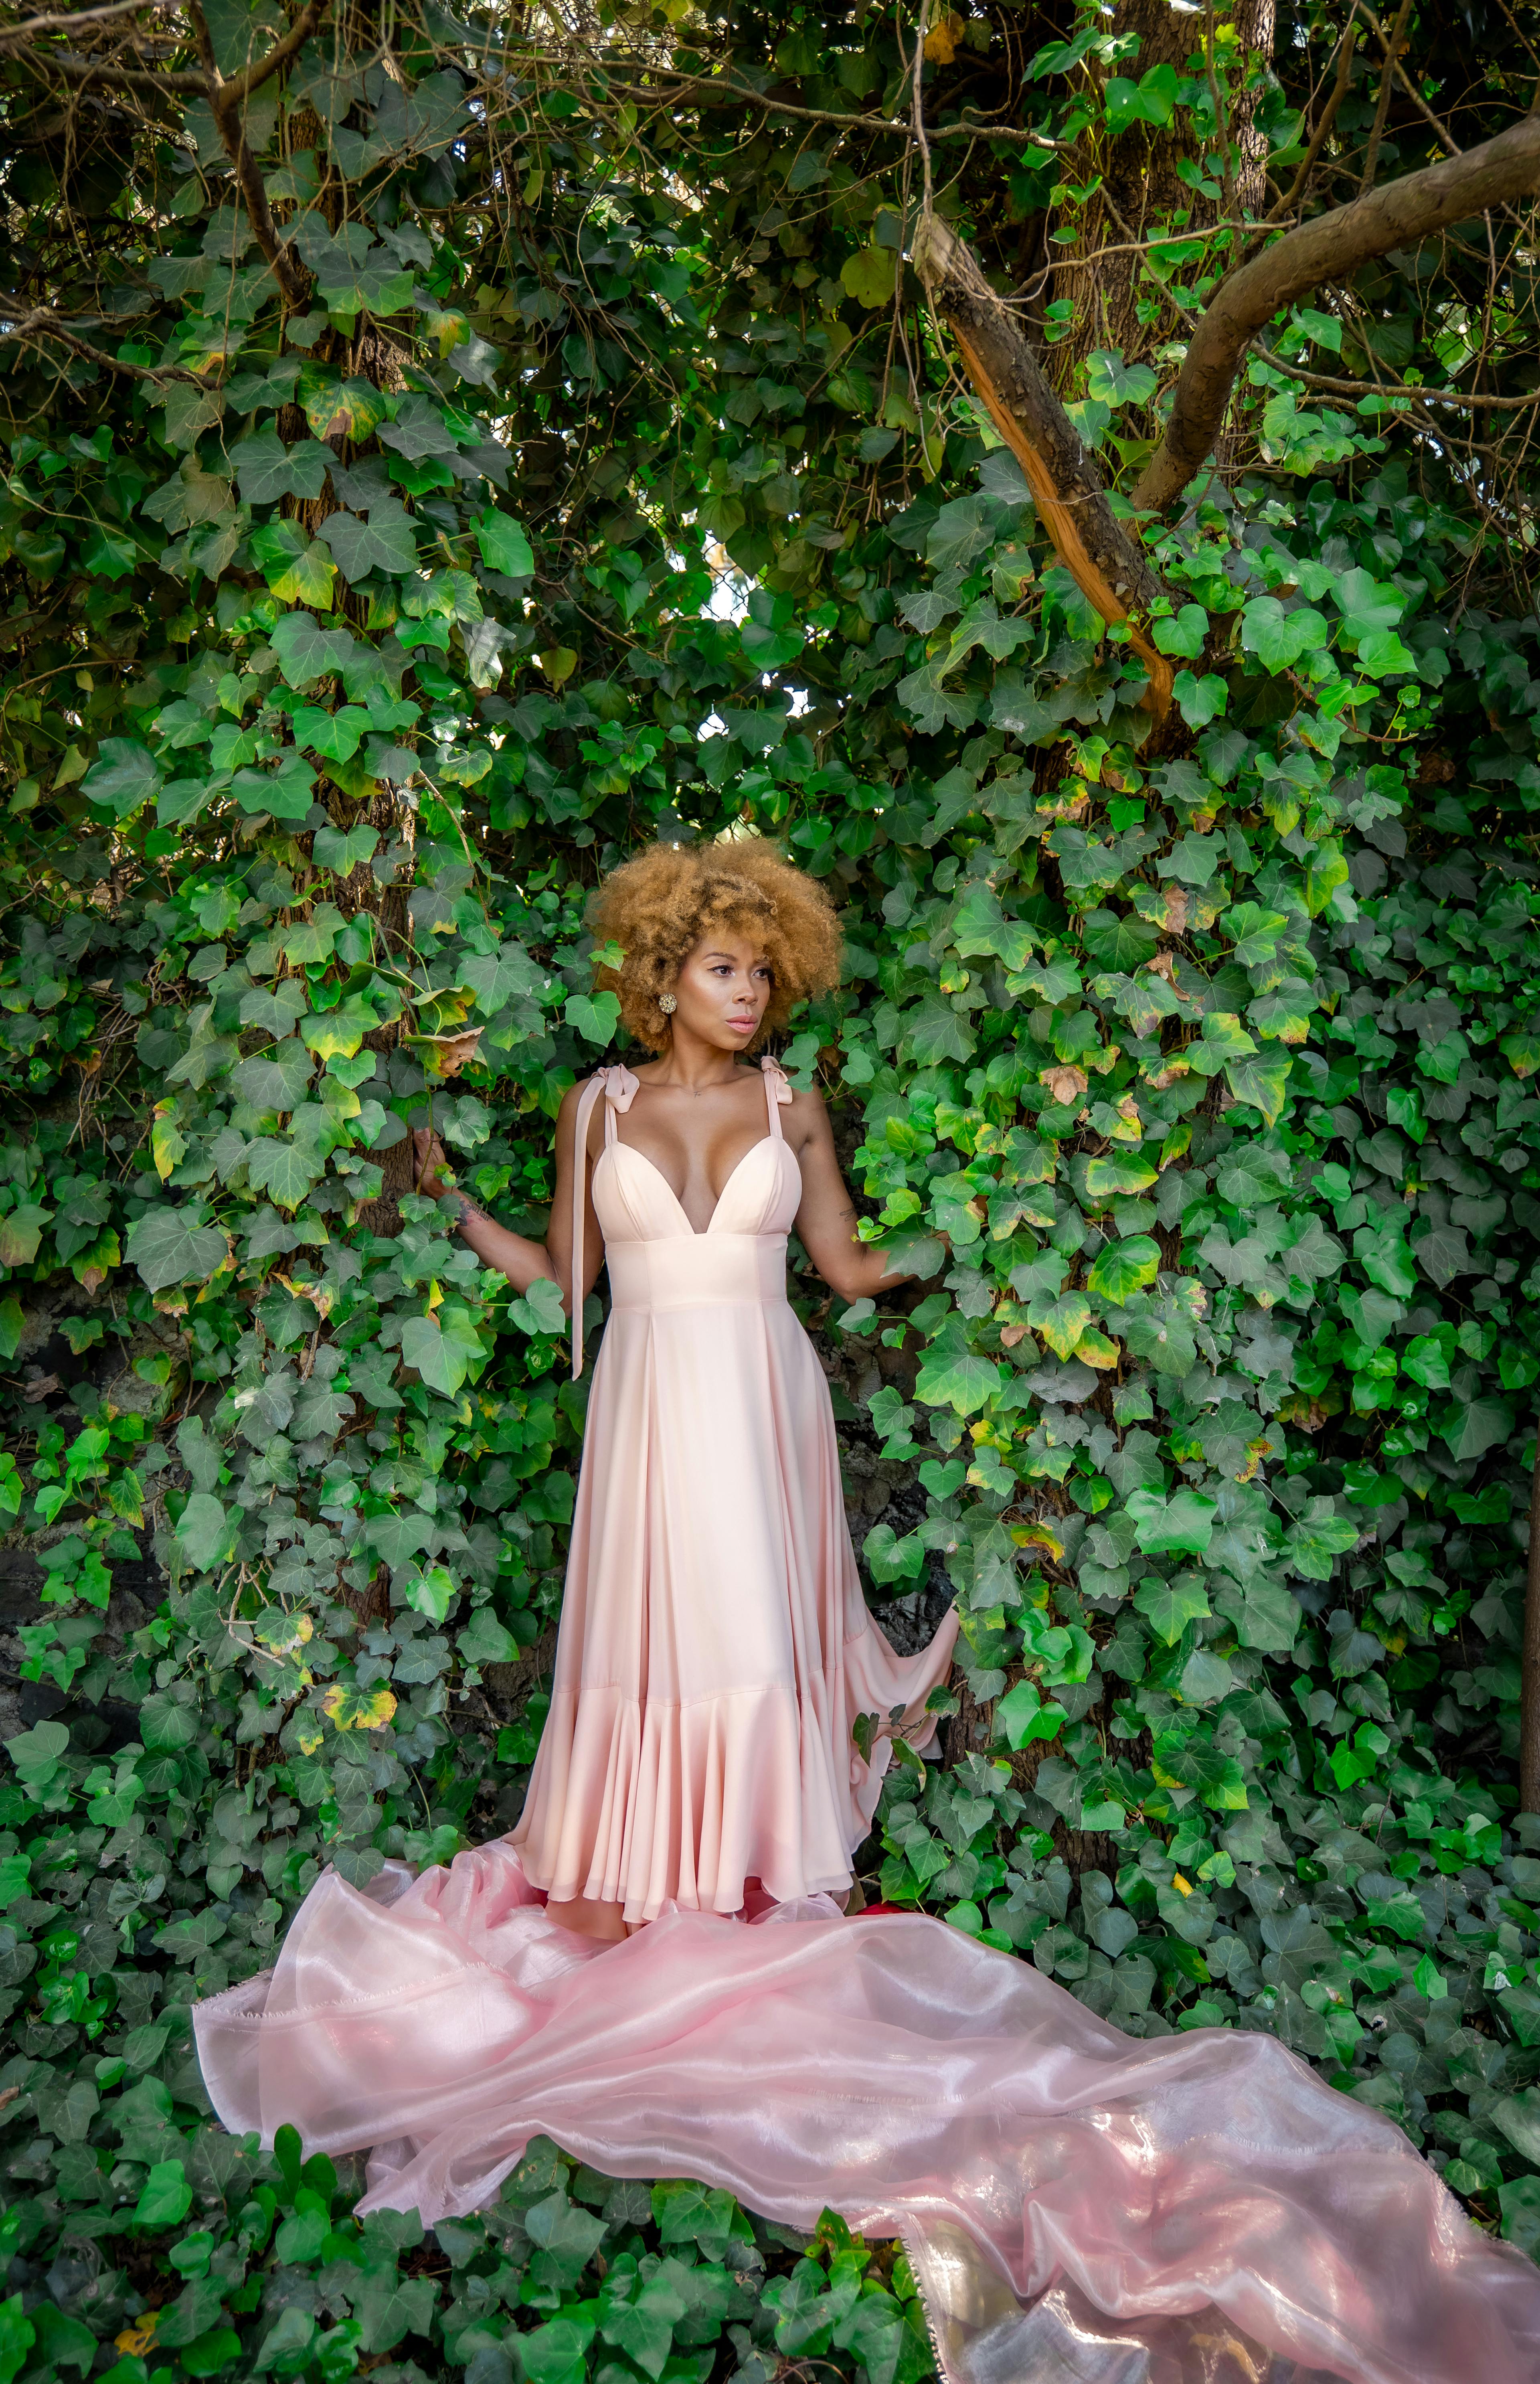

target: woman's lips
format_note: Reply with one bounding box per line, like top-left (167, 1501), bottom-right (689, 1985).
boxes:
top-left (728, 1018), bottom-right (755, 1032)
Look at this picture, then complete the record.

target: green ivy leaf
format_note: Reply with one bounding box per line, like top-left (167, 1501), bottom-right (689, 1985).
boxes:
top-left (1151, 1734), bottom-right (1249, 1811)
top-left (292, 703), bottom-right (370, 761)
top-left (249, 520), bottom-right (337, 605)
top-left (1081, 908), bottom-right (1159, 970)
top-left (995, 1678), bottom-right (1067, 1747)
top-left (565, 990), bottom-right (621, 1045)
top-left (476, 508), bottom-right (535, 576)
top-left (124, 1209), bottom-right (229, 1292)
top-left (1240, 595), bottom-right (1328, 671)
top-left (174, 1489), bottom-right (239, 1573)
top-left (233, 1039), bottom-right (314, 1110)
top-left (1223, 1049), bottom-right (1293, 1125)
top-left (1085, 1234), bottom-right (1161, 1303)
top-left (1133, 1573), bottom-right (1211, 1643)
top-left (133, 2159), bottom-right (194, 2229)
top-left (863, 1523), bottom-right (926, 1584)
top-left (913, 1346), bottom-right (1001, 1416)
top-left (272, 611), bottom-right (359, 687)
top-left (1283, 1498), bottom-right (1358, 1580)
top-left (1173, 669), bottom-right (1228, 727)
top-left (231, 753), bottom-right (316, 821)
top-left (231, 429), bottom-right (332, 504)
top-left (1440, 1396), bottom-right (1514, 1464)
top-left (1152, 604), bottom-right (1208, 659)
top-left (319, 500), bottom-right (421, 583)
top-left (82, 737), bottom-right (160, 818)
top-left (401, 1309), bottom-right (485, 1394)
top-left (840, 246), bottom-right (897, 308)
top-left (246, 1141), bottom-right (320, 1211)
top-left (1127, 1487), bottom-right (1217, 1556)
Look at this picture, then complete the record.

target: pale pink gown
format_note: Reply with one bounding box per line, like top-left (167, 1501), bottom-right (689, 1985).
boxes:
top-left (509, 1054), bottom-right (959, 1922)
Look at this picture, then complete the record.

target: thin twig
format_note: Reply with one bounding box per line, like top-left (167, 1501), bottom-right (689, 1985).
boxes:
top-left (1356, 0), bottom-right (1464, 157)
top-left (1360, 0), bottom-right (1413, 194)
top-left (911, 0), bottom-right (934, 218)
top-left (1204, 0), bottom-right (1239, 214)
top-left (1267, 9), bottom-right (1360, 223)
top-left (15, 39), bottom-right (203, 93)
top-left (1255, 342), bottom-right (1540, 407)
top-left (601, 67), bottom-right (1065, 150)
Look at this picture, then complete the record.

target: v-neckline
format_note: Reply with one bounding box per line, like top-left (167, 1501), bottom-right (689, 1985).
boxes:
top-left (605, 1134), bottom-right (779, 1237)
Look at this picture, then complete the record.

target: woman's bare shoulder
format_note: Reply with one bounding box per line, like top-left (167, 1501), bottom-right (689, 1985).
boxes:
top-left (782, 1078), bottom-right (836, 1147)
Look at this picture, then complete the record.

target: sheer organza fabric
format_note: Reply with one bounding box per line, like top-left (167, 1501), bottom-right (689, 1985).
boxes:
top-left (193, 1839), bottom-right (1540, 2384)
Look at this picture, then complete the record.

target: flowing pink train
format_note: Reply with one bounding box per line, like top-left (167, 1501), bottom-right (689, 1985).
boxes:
top-left (193, 1841), bottom-right (1540, 2384)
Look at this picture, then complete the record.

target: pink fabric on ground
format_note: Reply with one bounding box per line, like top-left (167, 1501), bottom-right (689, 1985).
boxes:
top-left (193, 1839), bottom-right (1540, 2384)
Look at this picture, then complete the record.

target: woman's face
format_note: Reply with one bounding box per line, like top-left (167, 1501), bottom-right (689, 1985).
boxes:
top-left (669, 930), bottom-right (773, 1052)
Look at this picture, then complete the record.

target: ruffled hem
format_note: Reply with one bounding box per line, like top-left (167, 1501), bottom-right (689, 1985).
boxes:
top-left (511, 1609), bottom-right (957, 1925)
top-left (512, 1679), bottom-right (860, 1922)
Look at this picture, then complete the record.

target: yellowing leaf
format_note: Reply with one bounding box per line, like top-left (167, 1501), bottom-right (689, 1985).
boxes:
top-left (1028, 1290), bottom-right (1092, 1359)
top-left (1010, 1521), bottom-right (1064, 1560)
top-left (151, 1103), bottom-right (186, 1182)
top-left (322, 1683), bottom-right (397, 1731)
top-left (1074, 1327), bottom-right (1120, 1369)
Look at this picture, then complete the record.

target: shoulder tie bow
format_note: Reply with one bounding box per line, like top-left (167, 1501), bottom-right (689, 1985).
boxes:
top-left (760, 1053), bottom-right (793, 1104)
top-left (569, 1067), bottom-right (639, 1378)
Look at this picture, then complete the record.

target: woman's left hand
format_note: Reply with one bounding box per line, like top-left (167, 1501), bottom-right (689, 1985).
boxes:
top-left (413, 1128), bottom-right (453, 1196)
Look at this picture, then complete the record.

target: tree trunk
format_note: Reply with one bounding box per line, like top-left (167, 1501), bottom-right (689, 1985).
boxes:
top-left (1051, 0), bottom-right (1276, 414)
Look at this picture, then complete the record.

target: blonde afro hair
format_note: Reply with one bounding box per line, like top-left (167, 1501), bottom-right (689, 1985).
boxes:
top-left (589, 836), bottom-right (842, 1054)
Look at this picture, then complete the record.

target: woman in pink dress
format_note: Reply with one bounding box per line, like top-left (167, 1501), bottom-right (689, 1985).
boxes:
top-left (193, 840), bottom-right (1540, 2384)
top-left (415, 834), bottom-right (958, 1939)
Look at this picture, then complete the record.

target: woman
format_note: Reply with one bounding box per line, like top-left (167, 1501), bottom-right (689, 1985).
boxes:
top-left (412, 837), bottom-right (958, 1938)
top-left (194, 841), bottom-right (1540, 2384)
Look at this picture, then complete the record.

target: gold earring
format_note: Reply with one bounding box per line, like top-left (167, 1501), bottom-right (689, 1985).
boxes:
top-left (658, 992), bottom-right (677, 1015)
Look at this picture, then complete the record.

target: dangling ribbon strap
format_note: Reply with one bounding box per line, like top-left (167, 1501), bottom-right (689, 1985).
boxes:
top-left (760, 1052), bottom-right (793, 1116)
top-left (569, 1065), bottom-right (639, 1379)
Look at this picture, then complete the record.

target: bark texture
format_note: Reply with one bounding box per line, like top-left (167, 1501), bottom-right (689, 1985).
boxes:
top-left (1050, 0), bottom-right (1276, 390)
top-left (913, 213), bottom-right (1174, 717)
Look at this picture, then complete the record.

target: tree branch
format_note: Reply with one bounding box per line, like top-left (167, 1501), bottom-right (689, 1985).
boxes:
top-left (22, 40), bottom-right (204, 93)
top-left (0, 0), bottom-right (177, 36)
top-left (0, 307), bottom-right (202, 385)
top-left (1261, 345), bottom-right (1540, 407)
top-left (913, 213), bottom-right (1174, 719)
top-left (219, 0), bottom-right (325, 103)
top-left (186, 0), bottom-right (325, 311)
top-left (1133, 111), bottom-right (1540, 516)
top-left (600, 67), bottom-right (1064, 150)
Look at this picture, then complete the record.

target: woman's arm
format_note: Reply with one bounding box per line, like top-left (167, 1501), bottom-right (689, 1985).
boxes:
top-left (789, 1090), bottom-right (946, 1301)
top-left (411, 1080), bottom-right (606, 1312)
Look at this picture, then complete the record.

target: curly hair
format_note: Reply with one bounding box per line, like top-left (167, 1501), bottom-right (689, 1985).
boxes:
top-left (588, 836), bottom-right (842, 1053)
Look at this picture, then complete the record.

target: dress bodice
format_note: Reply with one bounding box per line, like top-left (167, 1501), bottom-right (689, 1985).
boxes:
top-left (568, 1056), bottom-right (802, 1374)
